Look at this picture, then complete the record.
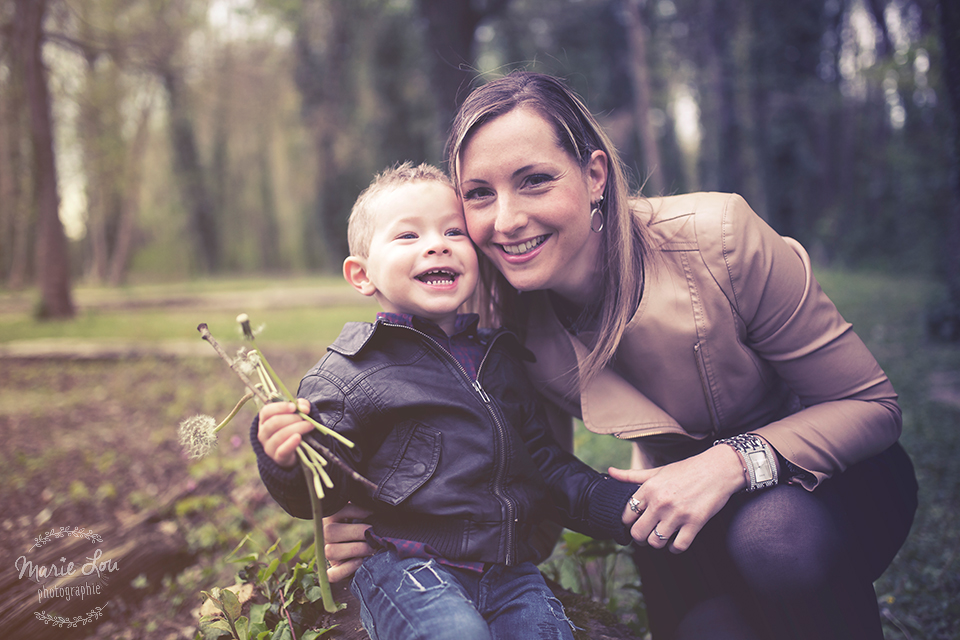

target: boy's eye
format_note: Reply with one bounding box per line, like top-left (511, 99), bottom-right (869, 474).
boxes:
top-left (445, 228), bottom-right (466, 237)
top-left (397, 232), bottom-right (417, 240)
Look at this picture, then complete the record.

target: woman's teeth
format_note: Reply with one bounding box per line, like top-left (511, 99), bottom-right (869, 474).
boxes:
top-left (502, 235), bottom-right (547, 256)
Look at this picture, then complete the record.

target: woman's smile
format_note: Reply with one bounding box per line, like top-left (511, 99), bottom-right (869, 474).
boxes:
top-left (499, 235), bottom-right (550, 257)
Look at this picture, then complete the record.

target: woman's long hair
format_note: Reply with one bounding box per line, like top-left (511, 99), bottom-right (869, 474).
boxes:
top-left (446, 71), bottom-right (651, 386)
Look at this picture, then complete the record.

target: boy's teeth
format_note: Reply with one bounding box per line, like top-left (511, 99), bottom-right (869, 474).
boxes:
top-left (418, 270), bottom-right (455, 284)
top-left (502, 235), bottom-right (546, 255)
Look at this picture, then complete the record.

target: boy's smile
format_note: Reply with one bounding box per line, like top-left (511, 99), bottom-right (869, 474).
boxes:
top-left (344, 181), bottom-right (478, 335)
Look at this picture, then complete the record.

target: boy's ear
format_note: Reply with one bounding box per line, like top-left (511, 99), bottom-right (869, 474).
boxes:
top-left (343, 256), bottom-right (378, 296)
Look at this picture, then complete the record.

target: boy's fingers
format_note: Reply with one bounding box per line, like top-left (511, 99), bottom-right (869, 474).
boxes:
top-left (273, 433), bottom-right (303, 468)
top-left (326, 557), bottom-right (367, 583)
top-left (260, 401), bottom-right (297, 421)
top-left (297, 398), bottom-right (311, 413)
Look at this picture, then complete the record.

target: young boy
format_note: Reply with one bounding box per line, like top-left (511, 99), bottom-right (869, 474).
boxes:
top-left (252, 162), bottom-right (637, 640)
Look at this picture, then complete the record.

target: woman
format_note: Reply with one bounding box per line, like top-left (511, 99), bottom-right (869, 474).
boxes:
top-left (325, 71), bottom-right (918, 639)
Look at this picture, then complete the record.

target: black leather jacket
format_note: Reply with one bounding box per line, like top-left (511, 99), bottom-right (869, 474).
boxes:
top-left (252, 319), bottom-right (636, 566)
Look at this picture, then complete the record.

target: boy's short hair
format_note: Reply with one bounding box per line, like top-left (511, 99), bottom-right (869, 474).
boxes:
top-left (347, 162), bottom-right (453, 258)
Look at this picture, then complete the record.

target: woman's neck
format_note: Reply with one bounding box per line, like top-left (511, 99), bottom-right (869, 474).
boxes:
top-left (548, 289), bottom-right (601, 335)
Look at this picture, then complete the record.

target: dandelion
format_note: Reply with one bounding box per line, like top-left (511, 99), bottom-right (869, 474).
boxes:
top-left (178, 415), bottom-right (218, 459)
top-left (177, 391), bottom-right (255, 459)
top-left (193, 316), bottom-right (375, 614)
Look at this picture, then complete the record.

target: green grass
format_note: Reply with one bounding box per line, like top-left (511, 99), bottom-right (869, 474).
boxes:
top-left (0, 305), bottom-right (378, 345)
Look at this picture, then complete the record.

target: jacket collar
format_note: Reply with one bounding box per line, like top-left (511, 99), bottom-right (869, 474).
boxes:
top-left (328, 315), bottom-right (533, 362)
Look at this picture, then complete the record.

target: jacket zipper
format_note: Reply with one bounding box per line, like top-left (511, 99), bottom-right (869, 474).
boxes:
top-left (693, 342), bottom-right (721, 435)
top-left (380, 323), bottom-right (518, 565)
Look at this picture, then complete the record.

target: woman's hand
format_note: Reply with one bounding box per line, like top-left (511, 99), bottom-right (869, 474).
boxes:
top-left (323, 503), bottom-right (375, 582)
top-left (258, 399), bottom-right (315, 468)
top-left (609, 444), bottom-right (747, 553)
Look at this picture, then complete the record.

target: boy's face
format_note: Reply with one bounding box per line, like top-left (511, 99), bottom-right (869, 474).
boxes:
top-left (344, 182), bottom-right (478, 334)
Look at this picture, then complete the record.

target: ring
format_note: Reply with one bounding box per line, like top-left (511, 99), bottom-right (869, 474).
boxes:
top-left (653, 527), bottom-right (669, 541)
top-left (628, 497), bottom-right (643, 514)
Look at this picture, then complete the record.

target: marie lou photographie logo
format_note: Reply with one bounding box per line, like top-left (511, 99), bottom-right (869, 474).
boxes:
top-left (13, 525), bottom-right (118, 628)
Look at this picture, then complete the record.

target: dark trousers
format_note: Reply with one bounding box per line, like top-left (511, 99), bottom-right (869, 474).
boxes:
top-left (633, 442), bottom-right (918, 640)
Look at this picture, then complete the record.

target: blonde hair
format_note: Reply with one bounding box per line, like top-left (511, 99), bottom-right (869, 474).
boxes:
top-left (347, 161), bottom-right (452, 258)
top-left (446, 71), bottom-right (650, 386)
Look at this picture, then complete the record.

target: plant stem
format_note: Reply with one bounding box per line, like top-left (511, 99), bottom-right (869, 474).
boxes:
top-left (302, 433), bottom-right (378, 493)
top-left (302, 458), bottom-right (338, 613)
top-left (198, 323), bottom-right (271, 405)
top-left (198, 322), bottom-right (374, 491)
top-left (215, 391), bottom-right (255, 433)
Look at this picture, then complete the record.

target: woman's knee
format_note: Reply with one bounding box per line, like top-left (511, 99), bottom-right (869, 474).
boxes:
top-left (725, 486), bottom-right (843, 593)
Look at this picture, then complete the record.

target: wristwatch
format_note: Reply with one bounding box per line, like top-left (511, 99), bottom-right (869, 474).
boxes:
top-left (714, 433), bottom-right (779, 492)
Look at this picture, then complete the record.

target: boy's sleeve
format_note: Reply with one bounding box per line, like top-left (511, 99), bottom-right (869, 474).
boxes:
top-left (517, 387), bottom-right (638, 545)
top-left (250, 415), bottom-right (313, 519)
top-left (250, 368), bottom-right (370, 520)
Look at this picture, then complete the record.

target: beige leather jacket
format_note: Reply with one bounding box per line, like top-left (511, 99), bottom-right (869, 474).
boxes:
top-left (523, 192), bottom-right (901, 489)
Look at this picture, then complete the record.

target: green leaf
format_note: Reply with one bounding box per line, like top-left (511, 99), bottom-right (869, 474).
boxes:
top-left (280, 539), bottom-right (302, 564)
top-left (260, 557), bottom-right (280, 583)
top-left (266, 538), bottom-right (282, 556)
top-left (227, 534), bottom-right (255, 563)
top-left (270, 621), bottom-right (293, 640)
top-left (232, 553), bottom-right (260, 565)
top-left (220, 588), bottom-right (242, 621)
top-left (304, 585), bottom-right (323, 603)
top-left (236, 616), bottom-right (250, 640)
top-left (249, 603), bottom-right (269, 627)
top-left (299, 542), bottom-right (316, 564)
top-left (561, 531), bottom-right (591, 555)
top-left (199, 619), bottom-right (233, 640)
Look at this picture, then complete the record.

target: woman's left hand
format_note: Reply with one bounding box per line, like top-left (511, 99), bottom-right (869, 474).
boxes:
top-left (608, 444), bottom-right (747, 553)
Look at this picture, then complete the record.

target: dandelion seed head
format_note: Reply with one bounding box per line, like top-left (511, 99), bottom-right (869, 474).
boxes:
top-left (237, 313), bottom-right (255, 340)
top-left (234, 351), bottom-right (257, 377)
top-left (178, 414), bottom-right (219, 459)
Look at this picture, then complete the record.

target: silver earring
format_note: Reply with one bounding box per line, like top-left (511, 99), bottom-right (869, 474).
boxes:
top-left (590, 196), bottom-right (605, 233)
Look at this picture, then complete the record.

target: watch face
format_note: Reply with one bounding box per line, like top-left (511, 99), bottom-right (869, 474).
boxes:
top-left (749, 451), bottom-right (773, 483)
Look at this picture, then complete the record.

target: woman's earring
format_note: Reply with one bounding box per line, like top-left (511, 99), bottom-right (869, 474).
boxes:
top-left (590, 196), bottom-right (605, 233)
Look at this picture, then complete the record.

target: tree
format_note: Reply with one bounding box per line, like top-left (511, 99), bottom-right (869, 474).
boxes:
top-left (12, 0), bottom-right (74, 318)
top-left (935, 0), bottom-right (960, 336)
top-left (622, 0), bottom-right (665, 195)
top-left (416, 0), bottom-right (510, 134)
top-left (0, 7), bottom-right (32, 290)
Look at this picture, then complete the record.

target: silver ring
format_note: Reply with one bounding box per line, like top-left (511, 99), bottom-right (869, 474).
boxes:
top-left (628, 497), bottom-right (643, 514)
top-left (653, 527), bottom-right (669, 541)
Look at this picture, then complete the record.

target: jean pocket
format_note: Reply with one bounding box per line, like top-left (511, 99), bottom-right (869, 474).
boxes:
top-left (372, 423), bottom-right (441, 506)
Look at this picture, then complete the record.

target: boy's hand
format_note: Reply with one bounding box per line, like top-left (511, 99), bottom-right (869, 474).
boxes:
top-left (323, 503), bottom-right (374, 582)
top-left (258, 399), bottom-right (315, 468)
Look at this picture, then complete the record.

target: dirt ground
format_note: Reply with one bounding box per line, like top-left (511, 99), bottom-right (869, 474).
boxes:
top-left (0, 348), bottom-right (323, 639)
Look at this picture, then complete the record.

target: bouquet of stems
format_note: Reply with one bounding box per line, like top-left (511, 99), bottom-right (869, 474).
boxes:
top-left (179, 314), bottom-right (375, 616)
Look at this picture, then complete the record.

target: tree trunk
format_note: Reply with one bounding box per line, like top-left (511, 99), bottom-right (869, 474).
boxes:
top-left (622, 0), bottom-right (665, 196)
top-left (162, 67), bottom-right (220, 274)
top-left (416, 0), bottom-right (509, 136)
top-left (14, 0), bottom-right (74, 318)
top-left (79, 55), bottom-right (111, 283)
top-left (0, 50), bottom-right (32, 289)
top-left (939, 0), bottom-right (960, 305)
top-left (107, 101), bottom-right (152, 286)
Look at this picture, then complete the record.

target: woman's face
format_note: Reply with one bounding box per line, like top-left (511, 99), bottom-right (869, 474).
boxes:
top-left (457, 107), bottom-right (608, 303)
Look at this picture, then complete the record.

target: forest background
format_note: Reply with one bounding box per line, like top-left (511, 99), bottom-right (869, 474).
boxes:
top-left (2, 0), bottom-right (960, 639)
top-left (3, 0), bottom-right (960, 305)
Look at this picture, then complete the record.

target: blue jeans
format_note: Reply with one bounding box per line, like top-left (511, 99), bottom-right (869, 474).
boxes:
top-left (350, 550), bottom-right (576, 640)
